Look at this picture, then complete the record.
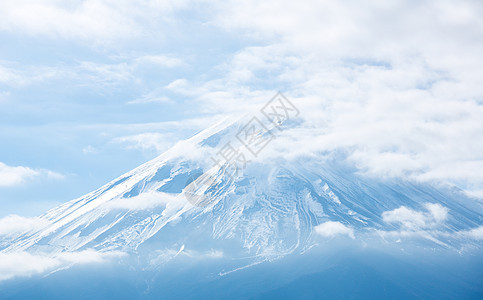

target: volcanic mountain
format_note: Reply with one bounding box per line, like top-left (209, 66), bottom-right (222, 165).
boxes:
top-left (3, 115), bottom-right (481, 261)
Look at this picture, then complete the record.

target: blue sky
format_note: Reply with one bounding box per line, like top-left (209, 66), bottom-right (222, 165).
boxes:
top-left (1, 0), bottom-right (483, 217)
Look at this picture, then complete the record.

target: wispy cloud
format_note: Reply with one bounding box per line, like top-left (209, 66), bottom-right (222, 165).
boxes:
top-left (459, 226), bottom-right (483, 240)
top-left (0, 214), bottom-right (49, 236)
top-left (1, 52), bottom-right (185, 90)
top-left (382, 203), bottom-right (449, 231)
top-left (111, 132), bottom-right (175, 153)
top-left (375, 203), bottom-right (482, 246)
top-left (0, 250), bottom-right (126, 281)
top-left (0, 61), bottom-right (64, 87)
top-left (0, 64), bottom-right (21, 85)
top-left (0, 162), bottom-right (63, 187)
top-left (0, 0), bottom-right (195, 45)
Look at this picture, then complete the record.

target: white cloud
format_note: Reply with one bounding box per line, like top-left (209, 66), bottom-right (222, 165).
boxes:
top-left (165, 79), bottom-right (190, 93)
top-left (376, 204), bottom-right (483, 246)
top-left (0, 250), bottom-right (126, 281)
top-left (112, 132), bottom-right (174, 153)
top-left (0, 0), bottom-right (195, 44)
top-left (314, 221), bottom-right (355, 239)
top-left (0, 62), bottom-right (63, 86)
top-left (459, 226), bottom-right (483, 240)
top-left (0, 0), bottom-right (136, 42)
top-left (0, 215), bottom-right (50, 236)
top-left (76, 54), bottom-right (184, 87)
top-left (0, 64), bottom-right (21, 85)
top-left (424, 203), bottom-right (449, 223)
top-left (77, 61), bottom-right (133, 86)
top-left (170, 0), bottom-right (483, 197)
top-left (0, 162), bottom-right (63, 187)
top-left (382, 203), bottom-right (449, 230)
top-left (0, 61), bottom-right (54, 86)
top-left (1, 52), bottom-right (185, 89)
top-left (0, 251), bottom-right (58, 281)
top-left (0, 162), bottom-right (38, 186)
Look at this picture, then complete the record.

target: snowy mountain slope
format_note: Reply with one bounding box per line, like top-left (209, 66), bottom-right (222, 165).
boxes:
top-left (3, 115), bottom-right (482, 259)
